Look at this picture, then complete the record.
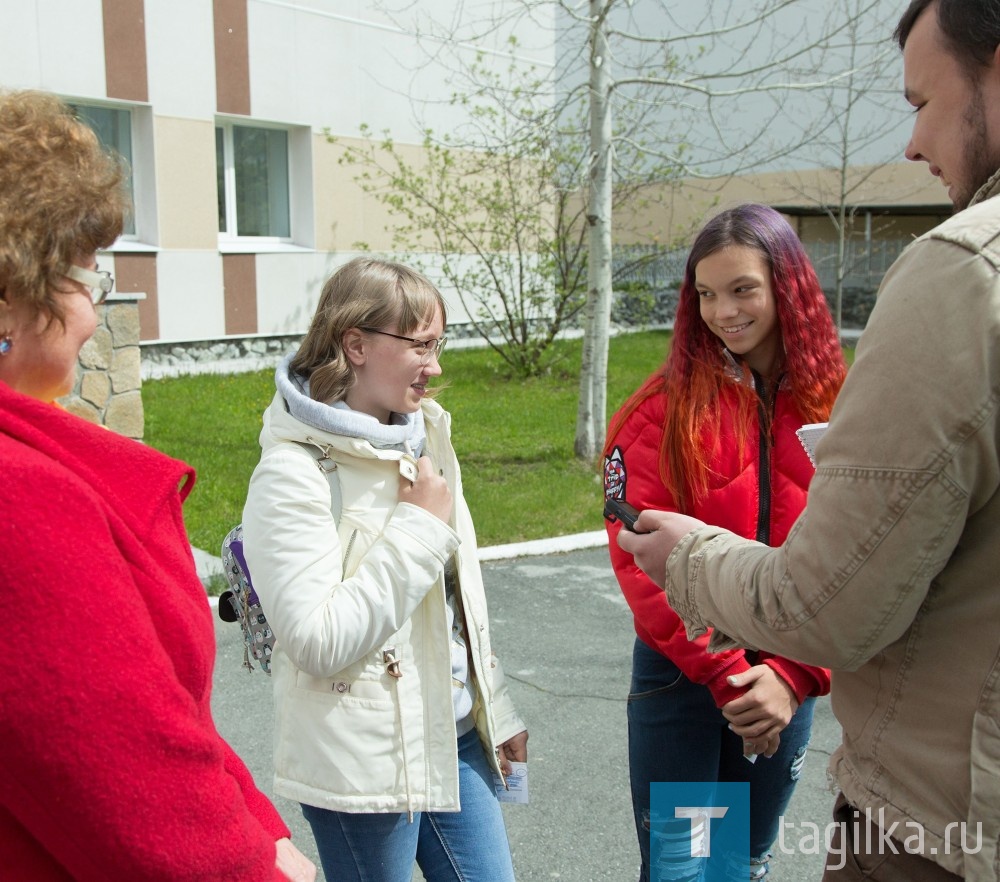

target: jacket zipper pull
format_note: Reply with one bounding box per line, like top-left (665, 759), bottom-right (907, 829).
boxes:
top-left (383, 647), bottom-right (402, 679)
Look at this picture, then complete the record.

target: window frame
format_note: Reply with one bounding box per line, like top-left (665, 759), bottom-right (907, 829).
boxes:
top-left (215, 118), bottom-right (295, 245)
top-left (67, 99), bottom-right (144, 241)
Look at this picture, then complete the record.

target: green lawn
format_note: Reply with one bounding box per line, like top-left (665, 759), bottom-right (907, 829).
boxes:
top-left (143, 330), bottom-right (674, 554)
top-left (145, 331), bottom-right (855, 556)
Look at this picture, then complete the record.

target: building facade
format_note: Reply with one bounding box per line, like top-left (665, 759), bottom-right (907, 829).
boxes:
top-left (2, 0), bottom-right (950, 432)
top-left (1, 0), bottom-right (550, 351)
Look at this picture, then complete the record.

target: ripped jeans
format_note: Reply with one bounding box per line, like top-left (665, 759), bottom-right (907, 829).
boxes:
top-left (627, 638), bottom-right (815, 882)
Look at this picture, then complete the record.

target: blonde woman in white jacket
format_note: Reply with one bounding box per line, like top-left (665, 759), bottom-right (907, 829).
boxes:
top-left (242, 257), bottom-right (527, 882)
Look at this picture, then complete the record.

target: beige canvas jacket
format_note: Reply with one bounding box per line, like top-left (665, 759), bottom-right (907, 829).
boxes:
top-left (664, 171), bottom-right (1000, 879)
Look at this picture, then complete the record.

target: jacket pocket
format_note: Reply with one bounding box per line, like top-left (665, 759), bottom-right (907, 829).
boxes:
top-left (628, 669), bottom-right (687, 702)
top-left (292, 664), bottom-right (395, 705)
top-left (275, 670), bottom-right (398, 798)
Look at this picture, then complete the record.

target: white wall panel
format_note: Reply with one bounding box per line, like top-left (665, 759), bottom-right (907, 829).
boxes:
top-left (156, 251), bottom-right (226, 341)
top-left (248, 2), bottom-right (363, 130)
top-left (0, 3), bottom-right (42, 87)
top-left (145, 0), bottom-right (216, 120)
top-left (402, 252), bottom-right (477, 327)
top-left (255, 251), bottom-right (341, 335)
top-left (5, 0), bottom-right (107, 97)
top-left (246, 1), bottom-right (551, 143)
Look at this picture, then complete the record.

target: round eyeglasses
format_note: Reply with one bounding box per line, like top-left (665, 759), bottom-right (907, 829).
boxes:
top-left (64, 264), bottom-right (115, 305)
top-left (360, 327), bottom-right (447, 364)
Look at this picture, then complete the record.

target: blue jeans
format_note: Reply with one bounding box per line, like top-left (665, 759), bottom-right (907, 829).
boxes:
top-left (300, 728), bottom-right (515, 882)
top-left (627, 638), bottom-right (815, 882)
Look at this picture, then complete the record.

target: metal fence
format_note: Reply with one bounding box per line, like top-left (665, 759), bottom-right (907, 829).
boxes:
top-left (805, 237), bottom-right (910, 292)
top-left (612, 237), bottom-right (915, 330)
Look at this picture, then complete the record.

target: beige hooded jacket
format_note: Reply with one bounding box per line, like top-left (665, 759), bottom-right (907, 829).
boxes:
top-left (243, 385), bottom-right (525, 816)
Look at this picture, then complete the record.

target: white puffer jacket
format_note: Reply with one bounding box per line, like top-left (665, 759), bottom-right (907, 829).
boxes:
top-left (242, 363), bottom-right (525, 815)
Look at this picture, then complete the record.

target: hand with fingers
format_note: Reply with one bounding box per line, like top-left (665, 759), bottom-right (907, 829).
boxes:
top-left (722, 665), bottom-right (799, 759)
top-left (275, 838), bottom-right (316, 882)
top-left (398, 454), bottom-right (452, 523)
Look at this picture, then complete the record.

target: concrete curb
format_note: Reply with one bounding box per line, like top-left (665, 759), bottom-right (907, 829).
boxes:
top-left (198, 529), bottom-right (609, 606)
top-left (477, 529), bottom-right (608, 560)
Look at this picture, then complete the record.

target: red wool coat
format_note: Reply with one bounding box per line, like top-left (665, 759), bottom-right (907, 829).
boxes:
top-left (0, 383), bottom-right (291, 881)
top-left (605, 381), bottom-right (831, 707)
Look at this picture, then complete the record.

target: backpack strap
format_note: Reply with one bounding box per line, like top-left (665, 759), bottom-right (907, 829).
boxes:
top-left (300, 436), bottom-right (343, 523)
top-left (218, 438), bottom-right (344, 674)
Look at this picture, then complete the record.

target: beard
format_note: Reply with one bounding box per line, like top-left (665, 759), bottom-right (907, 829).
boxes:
top-left (955, 85), bottom-right (1000, 212)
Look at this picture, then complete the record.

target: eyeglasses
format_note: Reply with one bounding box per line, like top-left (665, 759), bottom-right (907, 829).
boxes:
top-left (65, 265), bottom-right (115, 305)
top-left (360, 327), bottom-right (448, 364)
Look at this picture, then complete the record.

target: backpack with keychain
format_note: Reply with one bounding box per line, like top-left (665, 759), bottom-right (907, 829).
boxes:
top-left (218, 440), bottom-right (342, 674)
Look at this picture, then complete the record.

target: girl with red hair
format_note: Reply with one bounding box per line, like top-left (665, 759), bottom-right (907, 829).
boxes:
top-left (604, 203), bottom-right (846, 881)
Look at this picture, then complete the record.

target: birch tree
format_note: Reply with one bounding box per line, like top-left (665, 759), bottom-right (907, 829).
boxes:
top-left (575, 0), bottom-right (613, 459)
top-left (336, 16), bottom-right (674, 379)
top-left (775, 0), bottom-right (912, 333)
top-left (355, 0), bottom-right (900, 459)
top-left (565, 0), bottom-right (887, 458)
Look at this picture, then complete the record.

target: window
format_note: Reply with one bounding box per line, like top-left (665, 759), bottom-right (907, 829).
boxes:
top-left (216, 122), bottom-right (291, 240)
top-left (70, 103), bottom-right (136, 237)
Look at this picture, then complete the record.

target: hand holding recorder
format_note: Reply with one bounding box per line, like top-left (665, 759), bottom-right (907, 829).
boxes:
top-left (603, 498), bottom-right (643, 532)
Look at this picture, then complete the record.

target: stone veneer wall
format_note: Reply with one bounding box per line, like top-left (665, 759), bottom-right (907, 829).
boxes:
top-left (140, 335), bottom-right (301, 380)
top-left (61, 299), bottom-right (144, 439)
top-left (138, 323), bottom-right (490, 381)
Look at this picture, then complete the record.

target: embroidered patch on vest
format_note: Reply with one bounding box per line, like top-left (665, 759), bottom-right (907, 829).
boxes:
top-left (604, 445), bottom-right (627, 500)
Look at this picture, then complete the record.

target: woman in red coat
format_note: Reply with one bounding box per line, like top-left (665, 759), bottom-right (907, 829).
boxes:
top-left (604, 204), bottom-right (846, 881)
top-left (0, 89), bottom-right (314, 882)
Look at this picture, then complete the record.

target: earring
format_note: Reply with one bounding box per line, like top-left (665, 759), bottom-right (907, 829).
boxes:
top-left (0, 333), bottom-right (11, 356)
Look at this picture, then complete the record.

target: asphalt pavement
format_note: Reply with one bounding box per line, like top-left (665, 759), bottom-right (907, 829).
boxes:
top-left (209, 539), bottom-right (841, 881)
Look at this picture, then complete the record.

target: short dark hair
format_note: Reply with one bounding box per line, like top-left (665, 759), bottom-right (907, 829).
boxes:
top-left (895, 0), bottom-right (1000, 79)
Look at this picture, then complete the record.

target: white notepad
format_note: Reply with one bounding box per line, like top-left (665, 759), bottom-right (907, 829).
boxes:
top-left (795, 422), bottom-right (828, 466)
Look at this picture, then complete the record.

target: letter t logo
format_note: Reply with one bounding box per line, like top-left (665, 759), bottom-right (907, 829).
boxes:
top-left (675, 807), bottom-right (729, 857)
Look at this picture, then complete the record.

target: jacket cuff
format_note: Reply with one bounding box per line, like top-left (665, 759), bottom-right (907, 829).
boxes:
top-left (760, 657), bottom-right (825, 704)
top-left (393, 502), bottom-right (461, 559)
top-left (494, 716), bottom-right (528, 747)
top-left (704, 655), bottom-right (753, 707)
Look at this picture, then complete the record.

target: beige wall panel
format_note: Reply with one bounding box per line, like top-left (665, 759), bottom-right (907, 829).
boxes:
top-left (615, 162), bottom-right (951, 249)
top-left (314, 136), bottom-right (436, 254)
top-left (312, 135), bottom-right (367, 253)
top-left (316, 136), bottom-right (553, 256)
top-left (153, 116), bottom-right (219, 250)
top-left (742, 163), bottom-right (948, 209)
top-left (796, 212), bottom-right (947, 243)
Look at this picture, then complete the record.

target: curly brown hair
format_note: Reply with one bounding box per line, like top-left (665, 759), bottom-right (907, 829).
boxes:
top-left (0, 90), bottom-right (129, 325)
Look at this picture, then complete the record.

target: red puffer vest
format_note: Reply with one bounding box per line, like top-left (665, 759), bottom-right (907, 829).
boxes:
top-left (605, 378), bottom-right (831, 707)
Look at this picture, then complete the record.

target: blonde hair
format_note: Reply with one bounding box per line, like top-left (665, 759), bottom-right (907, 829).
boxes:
top-left (0, 90), bottom-right (129, 325)
top-left (292, 257), bottom-right (447, 403)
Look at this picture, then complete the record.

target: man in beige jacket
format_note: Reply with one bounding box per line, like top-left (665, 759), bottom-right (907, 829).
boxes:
top-left (619, 1), bottom-right (1000, 879)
